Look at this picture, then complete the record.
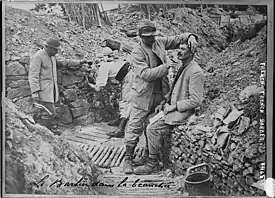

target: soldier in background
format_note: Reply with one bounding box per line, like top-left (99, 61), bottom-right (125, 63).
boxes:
top-left (29, 38), bottom-right (91, 135)
top-left (87, 61), bottom-right (134, 138)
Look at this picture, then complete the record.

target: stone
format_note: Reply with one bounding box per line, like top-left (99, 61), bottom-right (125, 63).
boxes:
top-left (59, 105), bottom-right (72, 124)
top-left (230, 143), bottom-right (237, 150)
top-left (238, 116), bottom-right (250, 134)
top-left (74, 71), bottom-right (86, 77)
top-left (69, 99), bottom-right (90, 108)
top-left (11, 55), bottom-right (21, 61)
top-left (9, 80), bottom-right (29, 88)
top-left (61, 72), bottom-right (83, 86)
top-left (195, 125), bottom-right (212, 132)
top-left (239, 85), bottom-right (264, 103)
top-left (7, 85), bottom-right (31, 99)
top-left (223, 109), bottom-right (244, 125)
top-left (19, 56), bottom-right (30, 65)
top-left (6, 61), bottom-right (27, 76)
top-left (187, 114), bottom-right (198, 125)
top-left (71, 106), bottom-right (89, 118)
top-left (14, 96), bottom-right (34, 114)
top-left (102, 47), bottom-right (113, 56)
top-left (73, 112), bottom-right (95, 125)
top-left (62, 89), bottom-right (78, 102)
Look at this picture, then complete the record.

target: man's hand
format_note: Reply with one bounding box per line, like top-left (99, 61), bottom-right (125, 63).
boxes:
top-left (87, 82), bottom-right (101, 92)
top-left (155, 104), bottom-right (164, 114)
top-left (163, 104), bottom-right (177, 115)
top-left (187, 35), bottom-right (198, 54)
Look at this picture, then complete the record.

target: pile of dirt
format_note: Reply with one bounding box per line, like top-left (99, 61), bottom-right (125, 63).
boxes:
top-left (5, 98), bottom-right (102, 195)
top-left (203, 25), bottom-right (267, 117)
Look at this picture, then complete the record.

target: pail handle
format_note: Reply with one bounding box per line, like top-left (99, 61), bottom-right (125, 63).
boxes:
top-left (185, 162), bottom-right (209, 178)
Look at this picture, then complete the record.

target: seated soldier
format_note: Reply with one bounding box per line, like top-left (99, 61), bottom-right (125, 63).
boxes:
top-left (87, 61), bottom-right (134, 138)
top-left (134, 40), bottom-right (204, 175)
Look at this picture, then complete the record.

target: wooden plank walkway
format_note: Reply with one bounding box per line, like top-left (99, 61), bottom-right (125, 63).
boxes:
top-left (64, 123), bottom-right (182, 196)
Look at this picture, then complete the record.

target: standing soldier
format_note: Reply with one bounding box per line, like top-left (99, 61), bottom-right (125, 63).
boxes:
top-left (123, 19), bottom-right (199, 174)
top-left (29, 38), bottom-right (91, 135)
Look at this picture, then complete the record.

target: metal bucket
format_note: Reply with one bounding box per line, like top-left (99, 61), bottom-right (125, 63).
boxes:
top-left (184, 163), bottom-right (213, 196)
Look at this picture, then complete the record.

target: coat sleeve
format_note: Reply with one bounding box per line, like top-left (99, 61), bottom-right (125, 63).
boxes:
top-left (131, 49), bottom-right (168, 82)
top-left (158, 33), bottom-right (198, 50)
top-left (56, 58), bottom-right (81, 70)
top-left (176, 71), bottom-right (204, 112)
top-left (29, 54), bottom-right (42, 93)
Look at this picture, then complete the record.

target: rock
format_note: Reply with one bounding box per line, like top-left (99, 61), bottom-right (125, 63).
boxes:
top-left (243, 167), bottom-right (254, 176)
top-left (216, 131), bottom-right (230, 149)
top-left (74, 71), bottom-right (86, 77)
top-left (61, 72), bottom-right (84, 86)
top-left (215, 107), bottom-right (227, 120)
top-left (238, 116), bottom-right (250, 134)
top-left (223, 109), bottom-right (244, 125)
top-left (96, 53), bottom-right (104, 58)
top-left (58, 105), bottom-right (73, 124)
top-left (9, 80), bottom-right (29, 88)
top-left (62, 89), bottom-right (78, 102)
top-left (69, 99), bottom-right (90, 108)
top-left (195, 125), bottom-right (212, 132)
top-left (14, 96), bottom-right (34, 114)
top-left (230, 142), bottom-right (237, 150)
top-left (19, 56), bottom-right (30, 65)
top-left (102, 47), bottom-right (113, 56)
top-left (5, 156), bottom-right (27, 194)
top-left (232, 62), bottom-right (241, 66)
top-left (6, 76), bottom-right (29, 85)
top-left (239, 85), bottom-right (264, 103)
top-left (6, 61), bottom-right (27, 76)
top-left (73, 112), bottom-right (95, 125)
top-left (11, 55), bottom-right (21, 61)
top-left (71, 106), bottom-right (89, 118)
top-left (7, 85), bottom-right (31, 99)
top-left (187, 114), bottom-right (198, 126)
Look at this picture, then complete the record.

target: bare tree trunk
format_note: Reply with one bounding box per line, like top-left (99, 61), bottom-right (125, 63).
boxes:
top-left (81, 4), bottom-right (85, 29)
top-left (95, 4), bottom-right (101, 27)
top-left (146, 4), bottom-right (151, 20)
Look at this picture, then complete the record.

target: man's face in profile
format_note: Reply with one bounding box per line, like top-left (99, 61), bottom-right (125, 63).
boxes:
top-left (177, 43), bottom-right (192, 60)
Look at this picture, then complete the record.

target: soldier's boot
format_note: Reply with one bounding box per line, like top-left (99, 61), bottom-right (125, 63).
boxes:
top-left (123, 145), bottom-right (135, 174)
top-left (132, 148), bottom-right (149, 166)
top-left (134, 156), bottom-right (160, 175)
top-left (107, 117), bottom-right (121, 126)
top-left (41, 117), bottom-right (61, 136)
top-left (108, 117), bottom-right (127, 138)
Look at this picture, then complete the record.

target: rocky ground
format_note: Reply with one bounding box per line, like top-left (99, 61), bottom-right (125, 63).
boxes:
top-left (4, 4), bottom-right (267, 196)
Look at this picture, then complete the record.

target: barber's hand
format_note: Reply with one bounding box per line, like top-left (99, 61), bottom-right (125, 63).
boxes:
top-left (163, 104), bottom-right (177, 115)
top-left (187, 35), bottom-right (198, 54)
